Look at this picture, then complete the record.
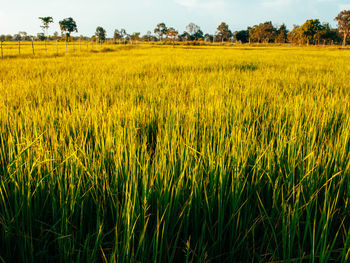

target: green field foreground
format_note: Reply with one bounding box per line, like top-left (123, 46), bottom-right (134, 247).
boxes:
top-left (0, 46), bottom-right (350, 262)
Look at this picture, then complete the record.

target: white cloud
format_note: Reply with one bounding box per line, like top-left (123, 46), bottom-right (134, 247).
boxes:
top-left (175, 0), bottom-right (226, 10)
top-left (261, 0), bottom-right (293, 8)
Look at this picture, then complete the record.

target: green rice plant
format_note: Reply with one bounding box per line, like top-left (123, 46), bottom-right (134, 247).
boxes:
top-left (0, 45), bottom-right (349, 262)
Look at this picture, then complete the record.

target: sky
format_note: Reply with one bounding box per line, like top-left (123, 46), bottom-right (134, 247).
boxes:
top-left (0, 0), bottom-right (349, 37)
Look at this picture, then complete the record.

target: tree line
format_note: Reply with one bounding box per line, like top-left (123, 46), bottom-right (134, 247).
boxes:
top-left (1, 10), bottom-right (349, 46)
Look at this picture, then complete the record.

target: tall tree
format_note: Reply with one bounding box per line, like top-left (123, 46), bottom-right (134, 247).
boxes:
top-left (319, 23), bottom-right (341, 44)
top-left (335, 10), bottom-right (350, 46)
top-left (181, 31), bottom-right (191, 41)
top-left (249, 22), bottom-right (277, 43)
top-left (235, 30), bottom-right (249, 43)
top-left (113, 29), bottom-right (122, 42)
top-left (204, 34), bottom-right (213, 42)
top-left (53, 31), bottom-right (59, 40)
top-left (187, 23), bottom-right (199, 35)
top-left (4, 35), bottom-right (13, 41)
top-left (186, 23), bottom-right (203, 40)
top-left (130, 32), bottom-right (141, 42)
top-left (193, 29), bottom-right (204, 41)
top-left (37, 33), bottom-right (46, 41)
top-left (95, 26), bottom-right (107, 42)
top-left (119, 29), bottom-right (128, 43)
top-left (298, 19), bottom-right (324, 45)
top-left (166, 27), bottom-right (178, 44)
top-left (215, 22), bottom-right (232, 42)
top-left (59, 17), bottom-right (78, 41)
top-left (38, 17), bottom-right (54, 39)
top-left (114, 29), bottom-right (127, 41)
top-left (142, 31), bottom-right (153, 42)
top-left (154, 23), bottom-right (167, 41)
top-left (146, 31), bottom-right (152, 42)
top-left (287, 25), bottom-right (301, 44)
top-left (19, 31), bottom-right (29, 41)
top-left (275, 24), bottom-right (288, 43)
top-left (13, 33), bottom-right (22, 41)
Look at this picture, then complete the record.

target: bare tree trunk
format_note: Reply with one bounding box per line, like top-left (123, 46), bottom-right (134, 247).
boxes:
top-left (344, 34), bottom-right (347, 46)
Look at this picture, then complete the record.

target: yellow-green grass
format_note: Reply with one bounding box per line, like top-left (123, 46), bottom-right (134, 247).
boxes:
top-left (0, 45), bottom-right (350, 262)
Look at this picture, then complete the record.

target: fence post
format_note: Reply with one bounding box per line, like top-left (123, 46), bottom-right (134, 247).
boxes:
top-left (1, 40), bottom-right (3, 59)
top-left (56, 40), bottom-right (58, 55)
top-left (18, 40), bottom-right (21, 55)
top-left (65, 40), bottom-right (67, 52)
top-left (32, 38), bottom-right (35, 55)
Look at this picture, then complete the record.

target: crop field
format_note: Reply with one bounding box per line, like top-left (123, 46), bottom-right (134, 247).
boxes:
top-left (0, 40), bottom-right (125, 58)
top-left (0, 45), bottom-right (350, 262)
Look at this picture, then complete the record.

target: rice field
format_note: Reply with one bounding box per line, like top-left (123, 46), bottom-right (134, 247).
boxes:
top-left (0, 45), bottom-right (350, 262)
top-left (0, 40), bottom-right (120, 58)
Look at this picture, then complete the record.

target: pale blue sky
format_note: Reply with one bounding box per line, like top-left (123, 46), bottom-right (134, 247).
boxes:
top-left (1, 0), bottom-right (349, 36)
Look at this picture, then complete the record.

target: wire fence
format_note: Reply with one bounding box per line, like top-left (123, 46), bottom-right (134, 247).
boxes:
top-left (0, 39), bottom-right (140, 59)
top-left (1, 39), bottom-right (347, 59)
